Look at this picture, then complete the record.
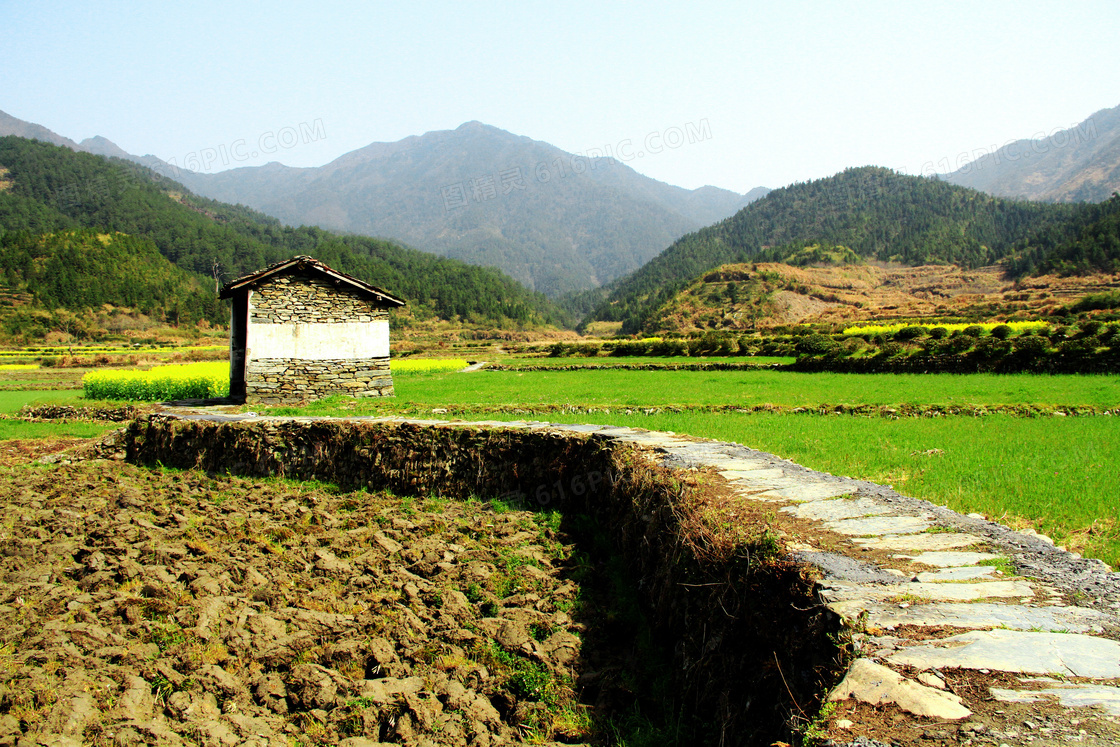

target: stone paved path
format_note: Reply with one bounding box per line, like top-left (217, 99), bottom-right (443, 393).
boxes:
top-left (165, 410), bottom-right (1120, 744)
top-left (550, 420), bottom-right (1120, 745)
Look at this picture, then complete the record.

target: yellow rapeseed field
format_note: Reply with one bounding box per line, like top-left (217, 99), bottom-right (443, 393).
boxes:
top-left (83, 358), bottom-right (469, 399)
top-left (390, 358), bottom-right (468, 374)
top-left (83, 362), bottom-right (229, 400)
top-left (842, 321), bottom-right (1050, 336)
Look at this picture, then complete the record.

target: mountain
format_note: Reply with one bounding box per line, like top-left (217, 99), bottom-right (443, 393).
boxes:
top-left (0, 110), bottom-right (81, 150)
top-left (1006, 193), bottom-right (1120, 276)
top-left (0, 135), bottom-right (565, 329)
top-left (168, 122), bottom-right (767, 297)
top-left (586, 166), bottom-right (1085, 334)
top-left (0, 228), bottom-right (224, 328)
top-left (79, 135), bottom-right (137, 160)
top-left (0, 111), bottom-right (767, 298)
top-left (0, 109), bottom-right (175, 173)
top-left (943, 104), bottom-right (1120, 203)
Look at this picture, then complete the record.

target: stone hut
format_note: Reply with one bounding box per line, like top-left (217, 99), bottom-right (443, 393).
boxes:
top-left (219, 256), bottom-right (405, 403)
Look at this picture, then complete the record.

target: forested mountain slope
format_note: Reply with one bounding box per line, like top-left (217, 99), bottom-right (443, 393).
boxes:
top-left (0, 110), bottom-right (771, 299)
top-left (0, 228), bottom-right (223, 332)
top-left (1006, 192), bottom-right (1120, 277)
top-left (0, 136), bottom-right (564, 328)
top-left (585, 167), bottom-right (1087, 333)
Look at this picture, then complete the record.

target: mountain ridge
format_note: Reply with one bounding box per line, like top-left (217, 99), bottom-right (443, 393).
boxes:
top-left (0, 110), bottom-right (768, 298)
top-left (942, 103), bottom-right (1120, 202)
top-left (585, 166), bottom-right (1087, 333)
top-left (0, 109), bottom-right (81, 150)
top-left (170, 121), bottom-right (767, 296)
top-left (0, 135), bottom-right (565, 329)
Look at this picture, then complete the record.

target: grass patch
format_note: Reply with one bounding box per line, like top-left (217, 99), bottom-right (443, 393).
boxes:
top-left (978, 556), bottom-right (1016, 576)
top-left (0, 420), bottom-right (116, 441)
top-left (0, 390), bottom-right (86, 415)
top-left (0, 367), bottom-right (90, 391)
top-left (286, 368), bottom-right (1119, 410)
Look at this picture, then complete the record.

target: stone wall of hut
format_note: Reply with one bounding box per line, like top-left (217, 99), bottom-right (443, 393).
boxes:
top-left (244, 274), bottom-right (394, 403)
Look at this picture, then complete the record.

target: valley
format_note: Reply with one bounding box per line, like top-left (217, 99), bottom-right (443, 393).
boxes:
top-left (1, 102), bottom-right (1119, 747)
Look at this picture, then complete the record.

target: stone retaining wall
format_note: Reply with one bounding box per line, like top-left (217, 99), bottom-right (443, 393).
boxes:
top-left (244, 358), bottom-right (393, 403)
top-left (17, 404), bottom-right (144, 421)
top-left (124, 415), bottom-right (841, 745)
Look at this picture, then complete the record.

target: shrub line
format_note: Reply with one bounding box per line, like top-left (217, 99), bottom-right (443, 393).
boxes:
top-left (277, 402), bottom-right (1113, 419)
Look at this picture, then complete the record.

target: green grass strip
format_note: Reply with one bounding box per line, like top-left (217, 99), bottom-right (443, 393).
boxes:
top-left (375, 368), bottom-right (1120, 409)
top-left (0, 420), bottom-right (117, 441)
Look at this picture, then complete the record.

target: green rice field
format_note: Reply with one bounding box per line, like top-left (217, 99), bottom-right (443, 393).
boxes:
top-left (2, 360), bottom-right (1118, 566)
top-left (498, 355), bottom-right (797, 368)
top-left (264, 365), bottom-right (1120, 566)
top-left (0, 419), bottom-right (116, 442)
top-left (0, 390), bottom-right (119, 442)
top-left (384, 367), bottom-right (1119, 409)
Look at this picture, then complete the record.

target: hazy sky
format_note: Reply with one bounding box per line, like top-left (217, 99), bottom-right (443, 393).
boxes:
top-left (3, 1), bottom-right (1118, 193)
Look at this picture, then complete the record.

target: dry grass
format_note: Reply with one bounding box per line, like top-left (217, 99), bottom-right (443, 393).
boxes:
top-left (657, 261), bottom-right (1120, 332)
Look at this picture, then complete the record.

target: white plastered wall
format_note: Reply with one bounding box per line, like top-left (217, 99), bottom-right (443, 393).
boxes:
top-left (246, 291), bottom-right (390, 360)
